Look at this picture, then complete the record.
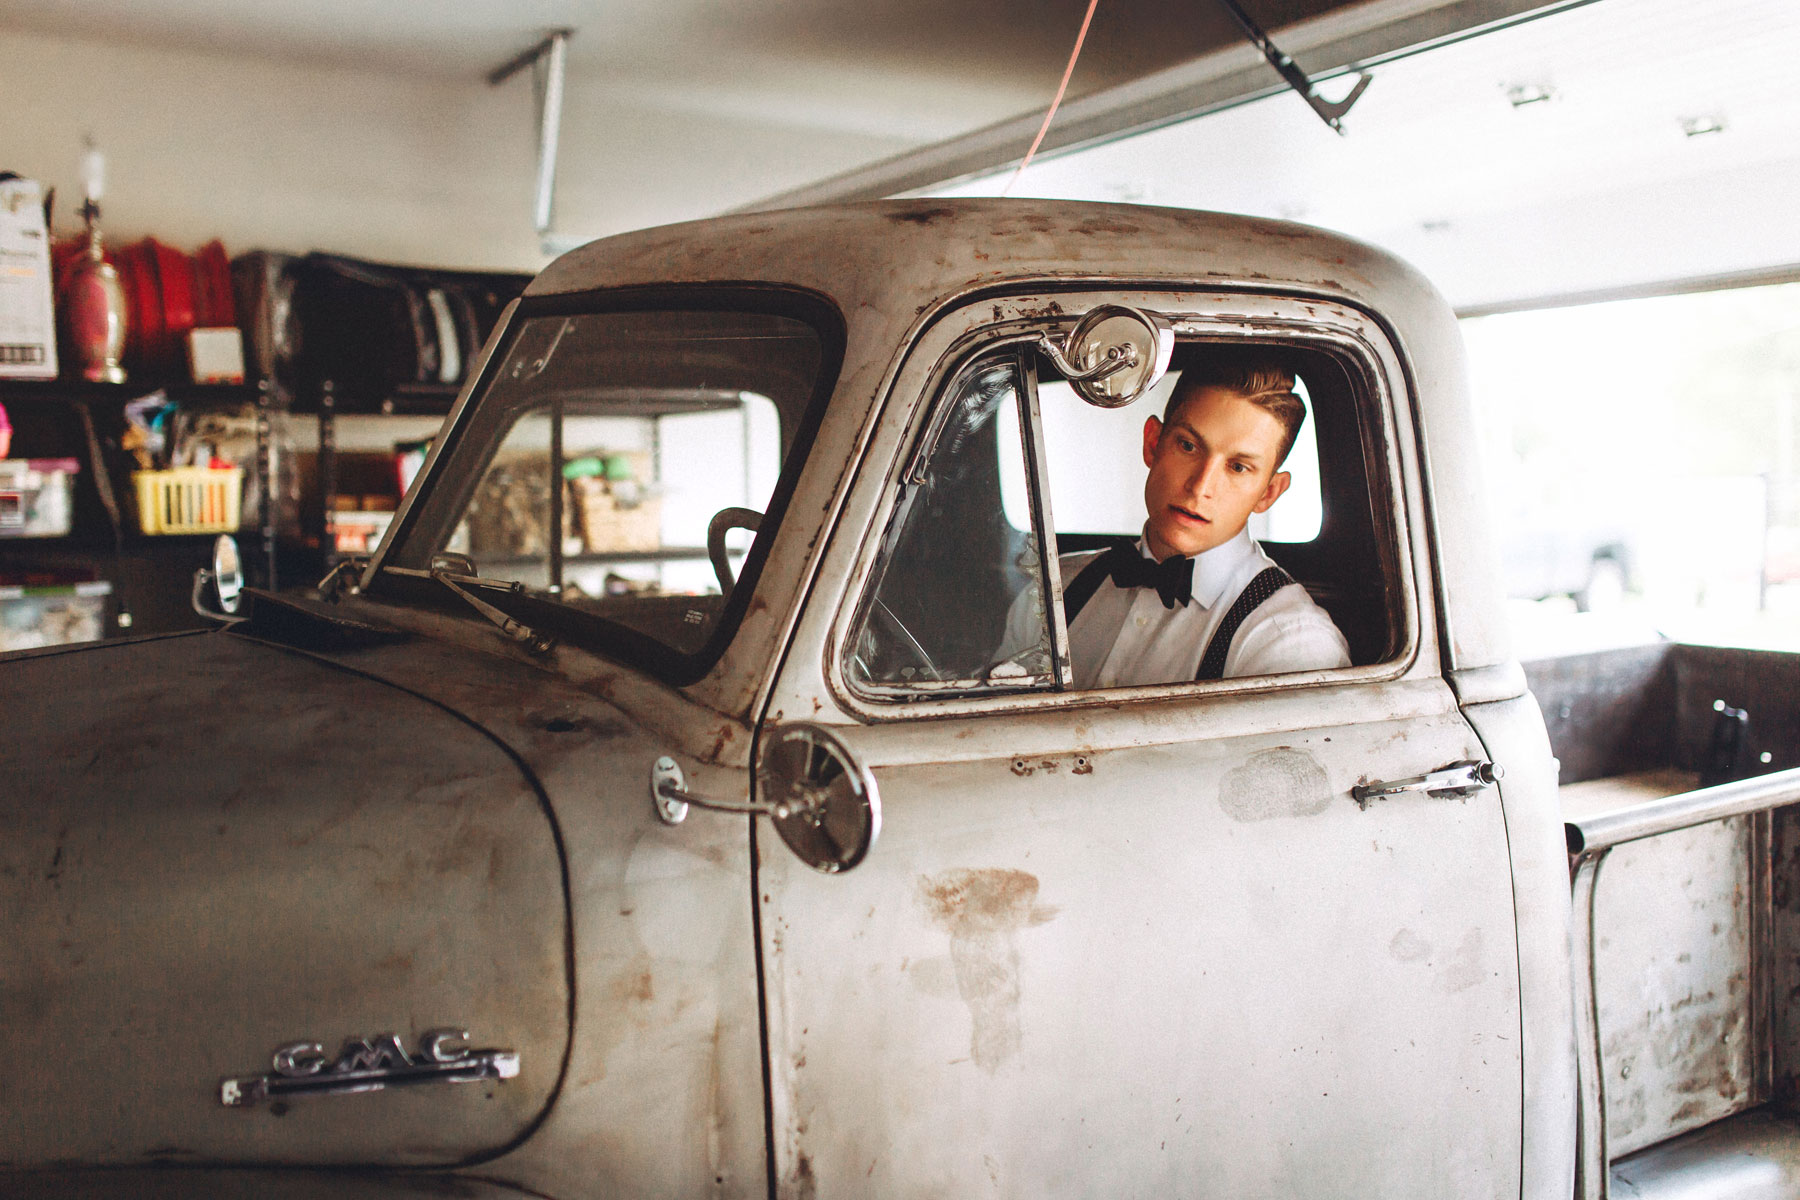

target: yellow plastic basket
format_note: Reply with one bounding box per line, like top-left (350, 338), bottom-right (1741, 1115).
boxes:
top-left (133, 467), bottom-right (243, 535)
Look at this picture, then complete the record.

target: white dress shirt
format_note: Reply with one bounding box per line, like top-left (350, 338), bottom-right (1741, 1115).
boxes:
top-left (1056, 526), bottom-right (1350, 689)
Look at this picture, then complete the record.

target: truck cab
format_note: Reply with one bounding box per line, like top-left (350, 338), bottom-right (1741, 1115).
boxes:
top-left (5, 199), bottom-right (1794, 1198)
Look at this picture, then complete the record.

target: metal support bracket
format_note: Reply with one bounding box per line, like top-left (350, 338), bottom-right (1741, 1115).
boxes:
top-left (1212, 0), bottom-right (1372, 134)
top-left (488, 29), bottom-right (573, 244)
top-left (651, 756), bottom-right (813, 825)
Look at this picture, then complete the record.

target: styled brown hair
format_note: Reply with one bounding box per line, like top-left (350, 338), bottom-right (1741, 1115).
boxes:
top-left (1163, 348), bottom-right (1306, 467)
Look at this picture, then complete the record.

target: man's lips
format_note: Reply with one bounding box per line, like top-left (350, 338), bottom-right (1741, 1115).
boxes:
top-left (1168, 505), bottom-right (1211, 525)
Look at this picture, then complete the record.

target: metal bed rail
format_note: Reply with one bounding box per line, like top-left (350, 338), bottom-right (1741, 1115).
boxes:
top-left (1567, 765), bottom-right (1800, 1200)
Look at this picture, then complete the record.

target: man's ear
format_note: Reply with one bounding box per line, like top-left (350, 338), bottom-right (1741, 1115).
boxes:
top-left (1142, 416), bottom-right (1163, 469)
top-left (1253, 470), bottom-right (1291, 513)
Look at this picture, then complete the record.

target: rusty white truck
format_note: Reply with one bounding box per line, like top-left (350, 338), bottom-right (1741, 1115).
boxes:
top-left (3, 199), bottom-right (1797, 1199)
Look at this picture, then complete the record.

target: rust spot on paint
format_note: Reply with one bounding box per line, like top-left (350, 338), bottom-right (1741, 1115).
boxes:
top-left (889, 206), bottom-right (956, 226)
top-left (918, 868), bottom-right (1058, 1072)
top-left (1671, 1099), bottom-right (1709, 1122)
top-left (793, 1151), bottom-right (817, 1200)
top-left (613, 970), bottom-right (654, 1005)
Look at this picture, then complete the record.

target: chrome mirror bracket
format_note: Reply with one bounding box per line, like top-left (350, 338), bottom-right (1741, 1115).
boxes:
top-left (1038, 303), bottom-right (1174, 409)
top-left (650, 725), bottom-right (882, 873)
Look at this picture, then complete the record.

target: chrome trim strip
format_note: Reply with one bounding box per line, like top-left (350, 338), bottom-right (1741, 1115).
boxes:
top-left (1566, 767), bottom-right (1800, 856)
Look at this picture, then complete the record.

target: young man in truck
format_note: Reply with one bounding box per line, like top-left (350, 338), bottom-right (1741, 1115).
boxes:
top-left (1048, 350), bottom-right (1351, 688)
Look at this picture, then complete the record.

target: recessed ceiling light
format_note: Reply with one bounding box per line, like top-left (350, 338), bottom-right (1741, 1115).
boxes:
top-left (1680, 115), bottom-right (1727, 137)
top-left (1505, 84), bottom-right (1556, 109)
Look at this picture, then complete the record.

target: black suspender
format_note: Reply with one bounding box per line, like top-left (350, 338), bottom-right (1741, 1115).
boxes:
top-left (1194, 566), bottom-right (1293, 681)
top-left (1062, 539), bottom-right (1137, 624)
top-left (1065, 548), bottom-right (1293, 682)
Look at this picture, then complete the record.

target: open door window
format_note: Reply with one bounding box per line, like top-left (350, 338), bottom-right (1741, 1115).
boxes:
top-left (846, 348), bottom-right (1066, 698)
top-left (842, 308), bottom-right (1413, 709)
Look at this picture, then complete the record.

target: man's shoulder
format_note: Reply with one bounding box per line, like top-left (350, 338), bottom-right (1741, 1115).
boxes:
top-left (1230, 576), bottom-right (1351, 673)
top-left (1260, 575), bottom-right (1339, 626)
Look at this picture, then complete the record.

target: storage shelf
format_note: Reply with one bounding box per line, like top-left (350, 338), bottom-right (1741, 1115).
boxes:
top-left (0, 379), bottom-right (260, 408)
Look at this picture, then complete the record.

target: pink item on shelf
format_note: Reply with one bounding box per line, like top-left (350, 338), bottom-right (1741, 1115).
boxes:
top-left (0, 401), bottom-right (11, 458)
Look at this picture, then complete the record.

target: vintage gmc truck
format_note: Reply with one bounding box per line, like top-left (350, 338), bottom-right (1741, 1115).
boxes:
top-left (4, 200), bottom-right (1799, 1199)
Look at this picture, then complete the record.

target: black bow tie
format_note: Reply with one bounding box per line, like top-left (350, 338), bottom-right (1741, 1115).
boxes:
top-left (1096, 544), bottom-right (1193, 609)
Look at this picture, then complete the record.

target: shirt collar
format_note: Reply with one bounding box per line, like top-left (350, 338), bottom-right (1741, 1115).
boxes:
top-left (1135, 525), bottom-right (1259, 609)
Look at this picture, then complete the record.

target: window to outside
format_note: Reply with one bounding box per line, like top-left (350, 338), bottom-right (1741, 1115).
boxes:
top-left (1461, 281), bottom-right (1800, 659)
top-left (384, 305), bottom-right (829, 673)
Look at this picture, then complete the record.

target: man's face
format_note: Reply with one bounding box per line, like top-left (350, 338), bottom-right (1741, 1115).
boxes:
top-left (1140, 384), bottom-right (1292, 561)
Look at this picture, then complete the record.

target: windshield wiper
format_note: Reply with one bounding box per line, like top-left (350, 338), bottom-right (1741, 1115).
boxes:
top-left (382, 564), bottom-right (557, 655)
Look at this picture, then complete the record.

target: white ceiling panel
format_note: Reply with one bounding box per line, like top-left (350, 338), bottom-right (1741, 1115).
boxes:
top-left (933, 0), bottom-right (1800, 308)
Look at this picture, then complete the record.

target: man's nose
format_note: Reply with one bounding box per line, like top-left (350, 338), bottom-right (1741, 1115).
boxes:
top-left (1192, 455), bottom-right (1225, 499)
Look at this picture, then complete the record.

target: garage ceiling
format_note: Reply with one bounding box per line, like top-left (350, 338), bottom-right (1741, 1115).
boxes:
top-left (0, 0), bottom-right (1559, 153)
top-left (929, 0), bottom-right (1800, 310)
top-left (0, 0), bottom-right (1336, 86)
top-left (7, 0), bottom-right (1793, 308)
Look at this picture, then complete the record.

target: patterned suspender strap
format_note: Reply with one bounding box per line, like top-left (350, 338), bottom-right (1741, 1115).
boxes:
top-left (1061, 538), bottom-right (1137, 623)
top-left (1194, 566), bottom-right (1294, 681)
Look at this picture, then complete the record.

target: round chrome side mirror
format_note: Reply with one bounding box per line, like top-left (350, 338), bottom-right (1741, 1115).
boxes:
top-left (760, 725), bottom-right (881, 874)
top-left (212, 535), bottom-right (244, 614)
top-left (1038, 304), bottom-right (1175, 408)
top-left (191, 534), bottom-right (245, 623)
top-left (650, 723), bottom-right (882, 874)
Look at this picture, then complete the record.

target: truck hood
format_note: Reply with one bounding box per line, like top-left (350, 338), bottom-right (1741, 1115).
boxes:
top-left (0, 628), bottom-right (571, 1169)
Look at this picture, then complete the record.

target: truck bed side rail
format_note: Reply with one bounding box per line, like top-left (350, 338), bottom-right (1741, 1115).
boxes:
top-left (1567, 765), bottom-right (1800, 1200)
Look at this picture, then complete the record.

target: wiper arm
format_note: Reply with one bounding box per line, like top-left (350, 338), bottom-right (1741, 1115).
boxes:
top-left (382, 565), bottom-right (556, 655)
top-left (431, 569), bottom-right (558, 655)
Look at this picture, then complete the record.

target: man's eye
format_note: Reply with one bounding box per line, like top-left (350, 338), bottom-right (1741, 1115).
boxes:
top-left (1177, 438), bottom-right (1196, 452)
top-left (1230, 461), bottom-right (1251, 473)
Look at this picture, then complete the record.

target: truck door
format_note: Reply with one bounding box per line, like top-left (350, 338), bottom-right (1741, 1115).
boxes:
top-left (752, 292), bottom-right (1524, 1197)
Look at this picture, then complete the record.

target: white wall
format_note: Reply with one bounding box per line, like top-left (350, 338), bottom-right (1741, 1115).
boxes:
top-left (0, 27), bottom-right (914, 270)
top-left (3, 28), bottom-right (541, 268)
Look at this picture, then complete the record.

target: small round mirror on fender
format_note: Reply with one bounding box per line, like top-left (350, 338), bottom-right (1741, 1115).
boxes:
top-left (758, 724), bottom-right (881, 873)
top-left (1039, 303), bottom-right (1174, 409)
top-left (212, 534), bottom-right (244, 614)
top-left (192, 534), bottom-right (245, 623)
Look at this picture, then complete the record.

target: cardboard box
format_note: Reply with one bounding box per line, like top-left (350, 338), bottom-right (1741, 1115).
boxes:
top-left (0, 179), bottom-right (57, 380)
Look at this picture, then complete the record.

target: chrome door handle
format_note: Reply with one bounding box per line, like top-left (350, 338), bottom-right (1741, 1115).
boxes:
top-left (1352, 760), bottom-right (1502, 809)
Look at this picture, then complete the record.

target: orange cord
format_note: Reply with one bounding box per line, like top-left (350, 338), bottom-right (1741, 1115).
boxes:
top-left (1002, 0), bottom-right (1102, 197)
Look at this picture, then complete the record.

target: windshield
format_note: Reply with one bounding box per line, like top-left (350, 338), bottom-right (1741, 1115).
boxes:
top-left (380, 300), bottom-right (836, 680)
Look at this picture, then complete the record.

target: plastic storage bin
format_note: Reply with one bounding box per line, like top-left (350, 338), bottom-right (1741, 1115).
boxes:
top-left (0, 580), bottom-right (111, 651)
top-left (0, 458), bottom-right (78, 537)
top-left (133, 466), bottom-right (243, 534)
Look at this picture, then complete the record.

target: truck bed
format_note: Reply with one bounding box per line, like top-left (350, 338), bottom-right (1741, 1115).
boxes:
top-left (1531, 644), bottom-right (1800, 1198)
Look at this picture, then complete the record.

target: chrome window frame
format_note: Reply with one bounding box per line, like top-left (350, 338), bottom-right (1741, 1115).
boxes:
top-left (825, 287), bottom-right (1428, 724)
